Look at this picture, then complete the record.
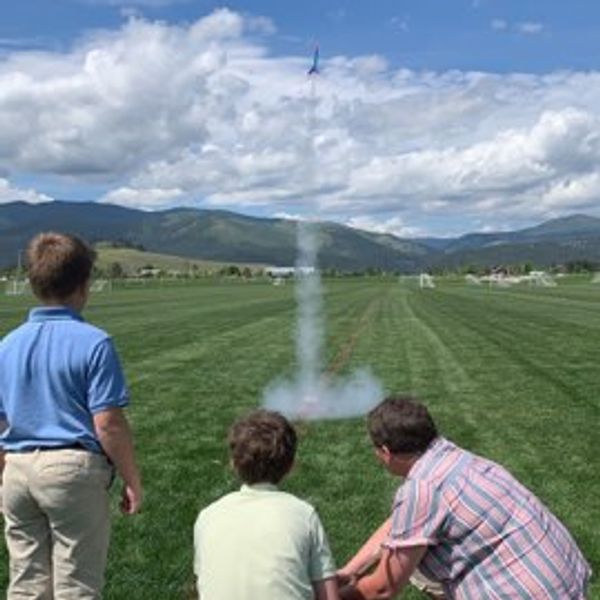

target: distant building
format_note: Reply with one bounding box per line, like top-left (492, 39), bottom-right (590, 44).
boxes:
top-left (265, 266), bottom-right (317, 278)
top-left (138, 267), bottom-right (162, 278)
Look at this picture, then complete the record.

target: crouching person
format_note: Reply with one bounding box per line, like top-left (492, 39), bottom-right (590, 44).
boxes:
top-left (194, 409), bottom-right (340, 600)
top-left (0, 232), bottom-right (143, 599)
top-left (339, 396), bottom-right (592, 600)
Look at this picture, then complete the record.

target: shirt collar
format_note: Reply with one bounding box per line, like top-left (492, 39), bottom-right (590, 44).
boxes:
top-left (28, 306), bottom-right (84, 323)
top-left (240, 482), bottom-right (279, 493)
top-left (406, 436), bottom-right (449, 479)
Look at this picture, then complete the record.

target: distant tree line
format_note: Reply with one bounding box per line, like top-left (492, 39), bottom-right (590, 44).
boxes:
top-left (8, 258), bottom-right (598, 282)
top-left (93, 239), bottom-right (146, 252)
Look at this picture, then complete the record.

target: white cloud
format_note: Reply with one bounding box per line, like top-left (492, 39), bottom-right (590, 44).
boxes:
top-left (327, 9), bottom-right (347, 23)
top-left (390, 16), bottom-right (409, 32)
top-left (0, 178), bottom-right (52, 204)
top-left (516, 22), bottom-right (545, 35)
top-left (540, 173), bottom-right (600, 210)
top-left (274, 212), bottom-right (306, 221)
top-left (101, 186), bottom-right (184, 209)
top-left (492, 19), bottom-right (544, 36)
top-left (0, 9), bottom-right (600, 235)
top-left (346, 216), bottom-right (424, 238)
top-left (245, 16), bottom-right (277, 35)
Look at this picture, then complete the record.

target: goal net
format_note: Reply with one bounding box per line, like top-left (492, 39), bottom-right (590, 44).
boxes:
top-left (5, 280), bottom-right (30, 296)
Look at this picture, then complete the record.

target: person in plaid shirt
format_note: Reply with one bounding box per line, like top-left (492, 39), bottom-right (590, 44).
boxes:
top-left (338, 396), bottom-right (591, 600)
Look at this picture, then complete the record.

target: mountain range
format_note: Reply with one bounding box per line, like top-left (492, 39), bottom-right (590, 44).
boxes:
top-left (1, 200), bottom-right (600, 272)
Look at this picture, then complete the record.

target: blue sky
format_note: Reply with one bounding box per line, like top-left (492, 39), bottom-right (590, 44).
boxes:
top-left (2, 1), bottom-right (600, 236)
top-left (5, 0), bottom-right (600, 72)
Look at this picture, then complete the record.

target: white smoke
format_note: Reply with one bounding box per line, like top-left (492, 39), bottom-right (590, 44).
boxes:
top-left (294, 222), bottom-right (323, 396)
top-left (263, 367), bottom-right (384, 421)
top-left (262, 221), bottom-right (384, 420)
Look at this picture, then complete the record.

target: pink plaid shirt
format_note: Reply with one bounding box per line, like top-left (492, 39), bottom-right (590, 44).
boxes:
top-left (385, 437), bottom-right (591, 599)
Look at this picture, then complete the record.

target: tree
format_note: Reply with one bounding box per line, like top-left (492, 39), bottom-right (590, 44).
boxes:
top-left (109, 262), bottom-right (125, 279)
top-left (220, 265), bottom-right (241, 277)
top-left (92, 264), bottom-right (106, 279)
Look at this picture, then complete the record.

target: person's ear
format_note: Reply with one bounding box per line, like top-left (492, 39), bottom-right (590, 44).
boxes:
top-left (380, 445), bottom-right (393, 459)
top-left (374, 444), bottom-right (392, 465)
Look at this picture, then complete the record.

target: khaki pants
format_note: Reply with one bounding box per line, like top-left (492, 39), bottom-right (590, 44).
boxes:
top-left (410, 568), bottom-right (446, 599)
top-left (3, 449), bottom-right (113, 599)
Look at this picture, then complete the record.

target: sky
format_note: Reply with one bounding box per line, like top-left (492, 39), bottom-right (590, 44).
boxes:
top-left (2, 1), bottom-right (600, 237)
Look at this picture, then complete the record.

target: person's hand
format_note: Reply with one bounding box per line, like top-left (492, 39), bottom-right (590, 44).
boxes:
top-left (338, 581), bottom-right (365, 600)
top-left (337, 570), bottom-right (361, 599)
top-left (121, 483), bottom-right (143, 515)
top-left (336, 569), bottom-right (356, 588)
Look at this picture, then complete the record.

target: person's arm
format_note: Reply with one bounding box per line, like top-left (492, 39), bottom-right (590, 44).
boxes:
top-left (313, 576), bottom-right (341, 600)
top-left (340, 545), bottom-right (427, 600)
top-left (93, 407), bottom-right (143, 514)
top-left (0, 447), bottom-right (4, 513)
top-left (0, 418), bottom-right (6, 510)
top-left (338, 517), bottom-right (392, 582)
top-left (0, 419), bottom-right (5, 476)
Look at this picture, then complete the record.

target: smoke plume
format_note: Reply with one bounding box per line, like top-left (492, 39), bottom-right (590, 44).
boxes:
top-left (263, 222), bottom-right (383, 420)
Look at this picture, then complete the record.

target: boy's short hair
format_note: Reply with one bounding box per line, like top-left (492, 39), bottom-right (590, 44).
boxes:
top-left (368, 395), bottom-right (438, 455)
top-left (27, 232), bottom-right (96, 300)
top-left (228, 410), bottom-right (297, 485)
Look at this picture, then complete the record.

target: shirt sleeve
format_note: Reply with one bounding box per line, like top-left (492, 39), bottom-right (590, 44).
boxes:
top-left (308, 509), bottom-right (337, 582)
top-left (384, 479), bottom-right (447, 550)
top-left (193, 513), bottom-right (203, 592)
top-left (87, 338), bottom-right (129, 414)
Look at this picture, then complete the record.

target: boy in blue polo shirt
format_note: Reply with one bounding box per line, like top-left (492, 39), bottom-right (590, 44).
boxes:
top-left (0, 232), bottom-right (143, 599)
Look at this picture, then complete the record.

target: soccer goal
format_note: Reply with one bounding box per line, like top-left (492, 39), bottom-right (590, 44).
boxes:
top-left (5, 279), bottom-right (30, 296)
top-left (90, 279), bottom-right (112, 293)
top-left (528, 271), bottom-right (557, 287)
top-left (465, 274), bottom-right (481, 285)
top-left (419, 273), bottom-right (435, 289)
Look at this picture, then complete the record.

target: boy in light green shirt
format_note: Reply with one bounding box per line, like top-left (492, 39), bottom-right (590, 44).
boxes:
top-left (194, 410), bottom-right (340, 600)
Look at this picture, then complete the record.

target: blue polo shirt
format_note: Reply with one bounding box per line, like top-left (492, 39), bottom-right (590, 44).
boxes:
top-left (0, 306), bottom-right (129, 453)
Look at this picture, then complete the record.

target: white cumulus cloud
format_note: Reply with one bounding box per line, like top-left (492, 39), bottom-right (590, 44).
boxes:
top-left (346, 216), bottom-right (424, 238)
top-left (102, 186), bottom-right (184, 209)
top-left (0, 9), bottom-right (600, 235)
top-left (0, 178), bottom-right (53, 204)
top-left (516, 22), bottom-right (545, 35)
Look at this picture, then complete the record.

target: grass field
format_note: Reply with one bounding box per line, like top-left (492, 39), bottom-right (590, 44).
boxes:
top-left (1, 277), bottom-right (598, 598)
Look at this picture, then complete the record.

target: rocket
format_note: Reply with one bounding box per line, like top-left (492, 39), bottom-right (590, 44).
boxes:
top-left (308, 44), bottom-right (320, 75)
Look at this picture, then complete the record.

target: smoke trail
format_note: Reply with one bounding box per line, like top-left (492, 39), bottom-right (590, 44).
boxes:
top-left (262, 53), bottom-right (383, 420)
top-left (294, 221), bottom-right (323, 400)
top-left (262, 221), bottom-right (383, 421)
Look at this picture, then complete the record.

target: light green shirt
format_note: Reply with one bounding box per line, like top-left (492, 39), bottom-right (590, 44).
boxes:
top-left (194, 483), bottom-right (336, 600)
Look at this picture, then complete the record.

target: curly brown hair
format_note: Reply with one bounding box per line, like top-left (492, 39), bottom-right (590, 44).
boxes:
top-left (228, 410), bottom-right (297, 485)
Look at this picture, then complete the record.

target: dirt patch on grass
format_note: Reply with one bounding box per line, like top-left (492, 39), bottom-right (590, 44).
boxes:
top-left (326, 297), bottom-right (380, 375)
